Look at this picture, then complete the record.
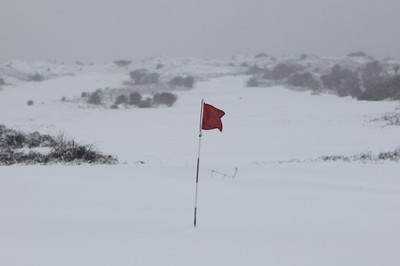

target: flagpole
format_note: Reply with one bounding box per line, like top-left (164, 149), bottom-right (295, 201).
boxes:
top-left (194, 99), bottom-right (204, 227)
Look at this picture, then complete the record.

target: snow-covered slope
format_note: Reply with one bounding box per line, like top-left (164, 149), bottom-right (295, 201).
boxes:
top-left (1, 61), bottom-right (400, 265)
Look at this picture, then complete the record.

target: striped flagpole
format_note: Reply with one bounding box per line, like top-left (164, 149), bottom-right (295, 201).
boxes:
top-left (194, 99), bottom-right (204, 227)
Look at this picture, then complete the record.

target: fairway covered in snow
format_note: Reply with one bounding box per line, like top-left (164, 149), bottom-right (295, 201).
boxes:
top-left (1, 62), bottom-right (400, 265)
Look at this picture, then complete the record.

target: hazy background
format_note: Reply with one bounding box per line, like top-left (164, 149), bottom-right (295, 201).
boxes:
top-left (1, 0), bottom-right (399, 63)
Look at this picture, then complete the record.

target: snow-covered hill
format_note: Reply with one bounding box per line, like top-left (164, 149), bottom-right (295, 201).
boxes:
top-left (1, 57), bottom-right (400, 266)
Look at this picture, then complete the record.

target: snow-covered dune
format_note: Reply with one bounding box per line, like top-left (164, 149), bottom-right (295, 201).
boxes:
top-left (1, 66), bottom-right (400, 265)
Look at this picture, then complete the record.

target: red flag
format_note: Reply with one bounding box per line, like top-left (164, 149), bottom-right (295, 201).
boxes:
top-left (202, 103), bottom-right (225, 132)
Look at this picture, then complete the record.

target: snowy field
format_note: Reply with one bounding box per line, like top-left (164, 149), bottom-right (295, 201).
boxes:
top-left (1, 71), bottom-right (400, 265)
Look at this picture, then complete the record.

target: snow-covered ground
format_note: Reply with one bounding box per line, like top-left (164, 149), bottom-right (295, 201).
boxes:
top-left (1, 63), bottom-right (400, 265)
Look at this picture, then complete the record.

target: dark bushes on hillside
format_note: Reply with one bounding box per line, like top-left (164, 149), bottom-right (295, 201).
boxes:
top-left (129, 91), bottom-right (142, 105)
top-left (359, 75), bottom-right (400, 101)
top-left (114, 60), bottom-right (132, 67)
top-left (271, 63), bottom-right (298, 80)
top-left (153, 92), bottom-right (177, 107)
top-left (246, 77), bottom-right (260, 87)
top-left (87, 90), bottom-right (102, 105)
top-left (114, 94), bottom-right (129, 105)
top-left (29, 73), bottom-right (44, 82)
top-left (169, 76), bottom-right (195, 88)
top-left (129, 69), bottom-right (159, 85)
top-left (288, 72), bottom-right (320, 90)
top-left (0, 78), bottom-right (5, 86)
top-left (321, 65), bottom-right (361, 97)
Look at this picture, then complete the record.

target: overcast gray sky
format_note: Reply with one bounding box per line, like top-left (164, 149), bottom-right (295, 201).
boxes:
top-left (1, 0), bottom-right (399, 63)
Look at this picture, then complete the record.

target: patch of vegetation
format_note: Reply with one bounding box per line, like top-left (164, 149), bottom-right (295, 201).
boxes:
top-left (0, 125), bottom-right (117, 166)
top-left (29, 73), bottom-right (44, 82)
top-left (129, 91), bottom-right (142, 105)
top-left (0, 78), bottom-right (5, 86)
top-left (153, 92), bottom-right (177, 107)
top-left (321, 65), bottom-right (361, 97)
top-left (359, 75), bottom-right (400, 101)
top-left (317, 148), bottom-right (400, 162)
top-left (288, 72), bottom-right (320, 90)
top-left (129, 69), bottom-right (159, 85)
top-left (271, 63), bottom-right (298, 80)
top-left (169, 75), bottom-right (195, 88)
top-left (277, 148), bottom-right (400, 164)
top-left (87, 90), bottom-right (102, 105)
top-left (27, 100), bottom-right (34, 106)
top-left (246, 76), bottom-right (260, 87)
top-left (114, 60), bottom-right (132, 67)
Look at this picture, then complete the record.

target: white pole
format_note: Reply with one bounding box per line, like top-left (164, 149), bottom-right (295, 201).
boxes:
top-left (194, 99), bottom-right (204, 227)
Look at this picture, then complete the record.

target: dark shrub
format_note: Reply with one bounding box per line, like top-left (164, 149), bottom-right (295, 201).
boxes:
top-left (394, 65), bottom-right (399, 75)
top-left (246, 77), bottom-right (260, 87)
top-left (138, 97), bottom-right (153, 108)
top-left (129, 69), bottom-right (147, 83)
top-left (321, 65), bottom-right (361, 97)
top-left (114, 60), bottom-right (132, 67)
top-left (153, 92), bottom-right (177, 107)
top-left (81, 92), bottom-right (88, 98)
top-left (169, 76), bottom-right (195, 88)
top-left (0, 78), bottom-right (4, 86)
top-left (27, 100), bottom-right (34, 106)
top-left (156, 63), bottom-right (164, 69)
top-left (129, 69), bottom-right (159, 85)
top-left (362, 60), bottom-right (384, 83)
top-left (0, 128), bottom-right (27, 149)
top-left (87, 91), bottom-right (102, 105)
top-left (29, 73), bottom-right (43, 82)
top-left (114, 94), bottom-right (128, 105)
top-left (359, 75), bottom-right (400, 101)
top-left (129, 91), bottom-right (142, 106)
top-left (288, 72), bottom-right (320, 90)
top-left (262, 68), bottom-right (273, 79)
top-left (272, 63), bottom-right (297, 80)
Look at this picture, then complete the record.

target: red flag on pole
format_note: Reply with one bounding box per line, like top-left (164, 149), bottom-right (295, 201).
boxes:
top-left (201, 103), bottom-right (225, 132)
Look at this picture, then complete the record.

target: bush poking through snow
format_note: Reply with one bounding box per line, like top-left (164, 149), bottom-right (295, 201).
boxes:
top-left (29, 73), bottom-right (44, 82)
top-left (27, 100), bottom-right (34, 106)
top-left (129, 91), bottom-right (142, 106)
top-left (246, 76), bottom-right (260, 87)
top-left (0, 78), bottom-right (5, 86)
top-left (288, 72), bottom-right (321, 90)
top-left (113, 60), bottom-right (132, 67)
top-left (169, 76), bottom-right (195, 88)
top-left (129, 69), bottom-right (159, 85)
top-left (153, 92), bottom-right (177, 107)
top-left (0, 125), bottom-right (117, 165)
top-left (114, 94), bottom-right (129, 105)
top-left (87, 90), bottom-right (102, 105)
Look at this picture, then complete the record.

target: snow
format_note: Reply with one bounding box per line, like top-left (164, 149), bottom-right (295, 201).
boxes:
top-left (1, 61), bottom-right (400, 266)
